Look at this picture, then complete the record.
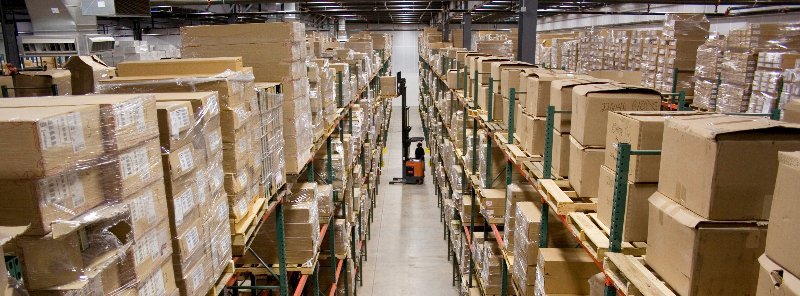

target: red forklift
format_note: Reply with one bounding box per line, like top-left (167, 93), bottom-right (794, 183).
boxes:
top-left (390, 72), bottom-right (425, 185)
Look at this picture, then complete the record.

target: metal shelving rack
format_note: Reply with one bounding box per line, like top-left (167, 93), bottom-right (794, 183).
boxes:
top-left (222, 51), bottom-right (393, 296)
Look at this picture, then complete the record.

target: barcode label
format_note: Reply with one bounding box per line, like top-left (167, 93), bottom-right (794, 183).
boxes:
top-left (207, 129), bottom-right (222, 152)
top-left (65, 113), bottom-right (85, 152)
top-left (120, 146), bottom-right (150, 180)
top-left (185, 226), bottom-right (200, 253)
top-left (131, 189), bottom-right (156, 224)
top-left (206, 97), bottom-right (220, 117)
top-left (173, 188), bottom-right (195, 225)
top-left (178, 148), bottom-right (194, 172)
top-left (39, 172), bottom-right (85, 209)
top-left (38, 114), bottom-right (78, 150)
top-left (169, 107), bottom-right (191, 139)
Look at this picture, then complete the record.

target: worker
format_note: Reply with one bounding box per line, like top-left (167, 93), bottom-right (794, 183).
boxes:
top-left (414, 143), bottom-right (425, 160)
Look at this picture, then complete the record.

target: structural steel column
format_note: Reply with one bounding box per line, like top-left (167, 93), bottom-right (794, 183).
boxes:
top-left (517, 0), bottom-right (537, 63)
top-left (462, 12), bottom-right (472, 50)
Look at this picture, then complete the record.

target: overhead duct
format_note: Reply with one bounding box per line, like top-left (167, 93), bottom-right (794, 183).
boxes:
top-left (20, 0), bottom-right (148, 57)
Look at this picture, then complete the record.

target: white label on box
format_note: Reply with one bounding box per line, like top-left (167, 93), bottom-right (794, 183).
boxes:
top-left (210, 166), bottom-right (225, 191)
top-left (237, 171), bottom-right (249, 187)
top-left (51, 7), bottom-right (59, 13)
top-left (169, 107), bottom-right (191, 139)
top-left (185, 226), bottom-right (200, 253)
top-left (65, 112), bottom-right (85, 152)
top-left (113, 100), bottom-right (147, 132)
top-left (236, 197), bottom-right (248, 217)
top-left (196, 182), bottom-right (208, 205)
top-left (39, 172), bottom-right (85, 209)
top-left (173, 188), bottom-right (194, 225)
top-left (191, 265), bottom-right (206, 292)
top-left (133, 235), bottom-right (150, 265)
top-left (237, 137), bottom-right (248, 153)
top-left (215, 201), bottom-right (228, 221)
top-left (178, 148), bottom-right (194, 172)
top-left (207, 129), bottom-right (222, 152)
top-left (208, 96), bottom-right (220, 117)
top-left (68, 173), bottom-right (86, 207)
top-left (97, 1), bottom-right (106, 8)
top-left (119, 148), bottom-right (140, 179)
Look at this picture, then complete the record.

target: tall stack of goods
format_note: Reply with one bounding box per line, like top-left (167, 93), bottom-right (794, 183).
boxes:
top-left (0, 94), bottom-right (185, 295)
top-left (656, 14), bottom-right (710, 95)
top-left (647, 114), bottom-right (800, 295)
top-left (692, 36), bottom-right (725, 110)
top-left (180, 22), bottom-right (313, 174)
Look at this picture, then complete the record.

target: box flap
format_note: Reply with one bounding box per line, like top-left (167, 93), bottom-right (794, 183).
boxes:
top-left (666, 115), bottom-right (800, 140)
top-left (650, 192), bottom-right (766, 228)
top-left (0, 225), bottom-right (29, 245)
top-left (759, 254), bottom-right (800, 294)
top-left (574, 83), bottom-right (661, 97)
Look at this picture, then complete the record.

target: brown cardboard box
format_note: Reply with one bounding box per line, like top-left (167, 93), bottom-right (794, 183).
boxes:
top-left (784, 99), bottom-right (800, 124)
top-left (446, 70), bottom-right (461, 90)
top-left (0, 166), bottom-right (104, 236)
top-left (156, 101), bottom-right (196, 151)
top-left (176, 254), bottom-right (213, 296)
top-left (222, 126), bottom-right (255, 172)
top-left (658, 115), bottom-right (800, 220)
top-left (476, 57), bottom-right (510, 83)
top-left (152, 92), bottom-right (220, 128)
top-left (536, 248), bottom-right (600, 295)
top-left (122, 180), bottom-right (169, 239)
top-left (528, 117), bottom-right (545, 156)
top-left (549, 78), bottom-right (607, 133)
top-left (587, 70), bottom-right (644, 85)
top-left (126, 219), bottom-right (172, 280)
top-left (568, 136), bottom-right (605, 197)
top-left (764, 152), bottom-right (800, 277)
top-left (604, 111), bottom-right (704, 183)
top-left (221, 102), bottom-right (255, 141)
top-left (525, 70), bottom-right (582, 117)
top-left (646, 192), bottom-right (766, 296)
top-left (757, 254), bottom-right (800, 296)
top-left (181, 22), bottom-right (305, 46)
top-left (551, 129), bottom-right (570, 177)
top-left (0, 105), bottom-right (103, 179)
top-left (172, 217), bottom-right (206, 280)
top-left (17, 204), bottom-right (133, 290)
top-left (0, 94), bottom-right (161, 152)
top-left (15, 70), bottom-right (72, 96)
top-left (501, 67), bottom-right (534, 99)
top-left (571, 83), bottom-right (661, 147)
top-left (117, 57), bottom-right (244, 77)
top-left (101, 137), bottom-right (164, 200)
top-left (166, 173), bottom-right (203, 237)
top-left (380, 76), bottom-right (397, 96)
top-left (64, 56), bottom-right (114, 95)
top-left (596, 165), bottom-right (656, 242)
top-left (491, 62), bottom-right (534, 94)
top-left (135, 259), bottom-right (179, 296)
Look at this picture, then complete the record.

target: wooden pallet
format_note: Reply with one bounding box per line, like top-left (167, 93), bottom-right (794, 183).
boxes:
top-left (238, 252), bottom-right (320, 276)
top-left (604, 253), bottom-right (677, 296)
top-left (206, 260), bottom-right (235, 296)
top-left (231, 197), bottom-right (269, 256)
top-left (538, 179), bottom-right (597, 215)
top-left (567, 212), bottom-right (647, 260)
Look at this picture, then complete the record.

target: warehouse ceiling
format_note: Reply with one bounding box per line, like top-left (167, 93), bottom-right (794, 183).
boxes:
top-left (0, 0), bottom-right (798, 27)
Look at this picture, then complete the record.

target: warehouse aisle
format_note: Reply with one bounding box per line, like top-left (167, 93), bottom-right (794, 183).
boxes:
top-left (359, 105), bottom-right (458, 295)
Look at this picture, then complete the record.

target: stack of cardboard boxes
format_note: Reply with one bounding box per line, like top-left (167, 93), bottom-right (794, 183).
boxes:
top-left (180, 22), bottom-right (314, 174)
top-left (657, 14), bottom-right (710, 95)
top-left (0, 93), bottom-right (188, 295)
top-left (749, 52), bottom-right (800, 113)
top-left (640, 30), bottom-right (664, 89)
top-left (255, 84), bottom-right (287, 194)
top-left (511, 202), bottom-right (542, 296)
top-left (646, 115), bottom-right (800, 295)
top-left (692, 37), bottom-right (726, 110)
top-left (534, 248), bottom-right (599, 296)
top-left (568, 84), bottom-right (661, 198)
top-left (758, 151), bottom-right (800, 295)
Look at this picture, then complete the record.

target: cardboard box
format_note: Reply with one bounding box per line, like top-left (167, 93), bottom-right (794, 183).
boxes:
top-left (568, 136), bottom-right (605, 197)
top-left (646, 192), bottom-right (766, 296)
top-left (64, 56), bottom-right (114, 95)
top-left (166, 174), bottom-right (203, 238)
top-left (122, 180), bottom-right (169, 239)
top-left (551, 129), bottom-right (570, 177)
top-left (102, 137), bottom-right (164, 200)
top-left (604, 111), bottom-right (704, 183)
top-left (152, 92), bottom-right (220, 128)
top-left (571, 83), bottom-right (662, 147)
top-left (17, 204), bottom-right (133, 290)
top-left (784, 99), bottom-right (800, 124)
top-left (764, 151), bottom-right (800, 277)
top-left (117, 57), bottom-right (244, 77)
top-left (757, 254), bottom-right (800, 296)
top-left (379, 76), bottom-right (397, 97)
top-left (549, 78), bottom-right (607, 133)
top-left (126, 219), bottom-right (172, 280)
top-left (181, 22), bottom-right (305, 46)
top-left (536, 248), bottom-right (600, 295)
top-left (0, 105), bottom-right (103, 179)
top-left (501, 67), bottom-right (534, 99)
top-left (525, 70), bottom-right (583, 117)
top-left (596, 165), bottom-right (657, 242)
top-left (134, 259), bottom-right (179, 296)
top-left (14, 70), bottom-right (72, 96)
top-left (156, 101), bottom-right (196, 150)
top-left (0, 94), bottom-right (161, 152)
top-left (587, 70), bottom-right (644, 85)
top-left (175, 254), bottom-right (213, 296)
top-left (658, 115), bottom-right (800, 220)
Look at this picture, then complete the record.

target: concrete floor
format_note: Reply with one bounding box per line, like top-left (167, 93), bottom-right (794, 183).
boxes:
top-left (359, 105), bottom-right (459, 296)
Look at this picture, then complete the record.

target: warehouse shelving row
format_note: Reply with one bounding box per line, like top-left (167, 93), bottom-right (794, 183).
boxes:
top-left (418, 52), bottom-right (691, 296)
top-left (221, 53), bottom-right (394, 296)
